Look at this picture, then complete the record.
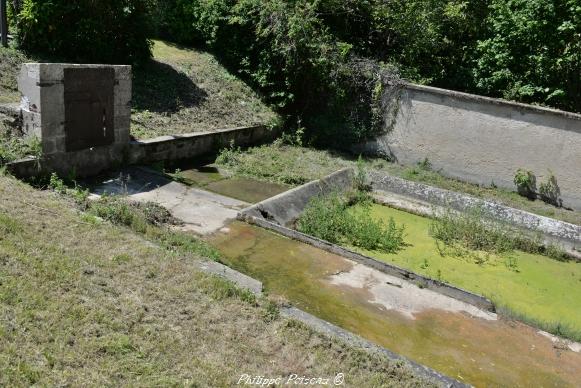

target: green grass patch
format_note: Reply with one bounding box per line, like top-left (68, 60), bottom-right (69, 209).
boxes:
top-left (0, 125), bottom-right (42, 164)
top-left (354, 204), bottom-right (581, 341)
top-left (131, 41), bottom-right (278, 139)
top-left (86, 194), bottom-right (222, 261)
top-left (0, 174), bottom-right (429, 386)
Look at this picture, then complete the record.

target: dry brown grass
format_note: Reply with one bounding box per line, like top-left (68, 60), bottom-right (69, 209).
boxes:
top-left (0, 174), bottom-right (432, 387)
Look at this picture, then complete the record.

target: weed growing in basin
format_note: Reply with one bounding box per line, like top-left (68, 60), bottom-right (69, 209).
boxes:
top-left (430, 207), bottom-right (516, 254)
top-left (0, 127), bottom-right (42, 164)
top-left (494, 302), bottom-right (581, 343)
top-left (429, 207), bottom-right (569, 262)
top-left (297, 192), bottom-right (405, 253)
top-left (216, 140), bottom-right (241, 166)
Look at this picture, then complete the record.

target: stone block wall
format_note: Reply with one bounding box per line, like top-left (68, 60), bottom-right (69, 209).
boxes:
top-left (18, 63), bottom-right (131, 155)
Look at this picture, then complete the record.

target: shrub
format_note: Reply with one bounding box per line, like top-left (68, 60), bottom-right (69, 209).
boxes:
top-left (430, 206), bottom-right (569, 261)
top-left (430, 207), bottom-right (517, 255)
top-left (474, 0), bottom-right (581, 112)
top-left (14, 0), bottom-right (153, 64)
top-left (538, 170), bottom-right (562, 207)
top-left (513, 169), bottom-right (537, 200)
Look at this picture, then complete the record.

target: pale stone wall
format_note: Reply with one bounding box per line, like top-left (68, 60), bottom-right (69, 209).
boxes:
top-left (358, 84), bottom-right (581, 211)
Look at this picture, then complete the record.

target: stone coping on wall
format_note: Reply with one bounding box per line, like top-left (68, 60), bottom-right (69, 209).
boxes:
top-left (6, 125), bottom-right (277, 179)
top-left (369, 171), bottom-right (581, 258)
top-left (405, 83), bottom-right (581, 124)
top-left (0, 103), bottom-right (20, 118)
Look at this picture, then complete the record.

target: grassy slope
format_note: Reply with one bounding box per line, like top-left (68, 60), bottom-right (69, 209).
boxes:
top-left (131, 40), bottom-right (278, 139)
top-left (0, 173), bottom-right (429, 386)
top-left (0, 42), bottom-right (278, 140)
top-left (0, 47), bottom-right (29, 104)
top-left (215, 143), bottom-right (581, 225)
top-left (356, 204), bottom-right (581, 340)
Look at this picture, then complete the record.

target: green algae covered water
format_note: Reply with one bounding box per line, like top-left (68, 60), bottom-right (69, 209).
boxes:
top-left (175, 166), bottom-right (289, 203)
top-left (352, 204), bottom-right (581, 335)
top-left (210, 221), bottom-right (581, 387)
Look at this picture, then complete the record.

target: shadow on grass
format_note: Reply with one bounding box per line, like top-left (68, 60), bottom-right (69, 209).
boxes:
top-left (133, 59), bottom-right (207, 113)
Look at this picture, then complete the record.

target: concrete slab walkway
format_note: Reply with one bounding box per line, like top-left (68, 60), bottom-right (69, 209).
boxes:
top-left (91, 167), bottom-right (248, 235)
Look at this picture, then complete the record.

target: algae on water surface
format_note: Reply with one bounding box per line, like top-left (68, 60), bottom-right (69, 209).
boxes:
top-left (210, 221), bottom-right (581, 387)
top-left (353, 204), bottom-right (581, 340)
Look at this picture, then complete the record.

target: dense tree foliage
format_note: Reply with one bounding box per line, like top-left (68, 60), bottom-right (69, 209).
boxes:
top-left (9, 0), bottom-right (153, 64)
top-left (6, 0), bottom-right (580, 142)
top-left (149, 0), bottom-right (580, 145)
top-left (475, 0), bottom-right (581, 110)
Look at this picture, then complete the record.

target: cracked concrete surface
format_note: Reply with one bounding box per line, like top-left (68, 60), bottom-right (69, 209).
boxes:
top-left (328, 263), bottom-right (497, 321)
top-left (91, 167), bottom-right (248, 235)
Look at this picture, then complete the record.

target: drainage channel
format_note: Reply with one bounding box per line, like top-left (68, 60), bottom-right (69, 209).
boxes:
top-left (90, 165), bottom-right (581, 387)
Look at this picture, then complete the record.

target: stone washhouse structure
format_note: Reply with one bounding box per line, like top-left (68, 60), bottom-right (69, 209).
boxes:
top-left (9, 62), bottom-right (272, 178)
top-left (16, 63), bottom-right (131, 175)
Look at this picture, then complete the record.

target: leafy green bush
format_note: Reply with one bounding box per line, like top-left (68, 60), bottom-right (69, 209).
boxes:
top-left (513, 169), bottom-right (537, 200)
top-left (297, 192), bottom-right (405, 253)
top-left (13, 0), bottom-right (153, 64)
top-left (538, 171), bottom-right (562, 207)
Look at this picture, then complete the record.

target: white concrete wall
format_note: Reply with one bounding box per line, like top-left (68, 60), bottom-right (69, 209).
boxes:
top-left (365, 84), bottom-right (581, 211)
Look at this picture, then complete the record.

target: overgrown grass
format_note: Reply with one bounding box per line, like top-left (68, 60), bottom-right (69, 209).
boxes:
top-left (494, 303), bottom-right (581, 343)
top-left (0, 47), bottom-right (30, 104)
top-left (297, 192), bottom-right (406, 254)
top-left (0, 123), bottom-right (42, 164)
top-left (131, 40), bottom-right (278, 139)
top-left (0, 173), bottom-right (430, 386)
top-left (429, 207), bottom-right (569, 262)
top-left (215, 142), bottom-right (581, 225)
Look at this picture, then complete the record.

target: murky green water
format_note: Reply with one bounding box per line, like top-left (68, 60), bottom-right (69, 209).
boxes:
top-left (175, 165), bottom-right (288, 203)
top-left (210, 221), bottom-right (581, 387)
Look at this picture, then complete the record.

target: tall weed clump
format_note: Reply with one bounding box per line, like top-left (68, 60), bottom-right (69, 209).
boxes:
top-left (429, 207), bottom-right (569, 262)
top-left (297, 192), bottom-right (405, 254)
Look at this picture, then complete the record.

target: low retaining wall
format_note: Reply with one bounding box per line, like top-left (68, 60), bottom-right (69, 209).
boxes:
top-left (127, 125), bottom-right (277, 165)
top-left (370, 171), bottom-right (581, 257)
top-left (356, 83), bottom-right (581, 211)
top-left (240, 168), bottom-right (355, 226)
top-left (7, 125), bottom-right (277, 179)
